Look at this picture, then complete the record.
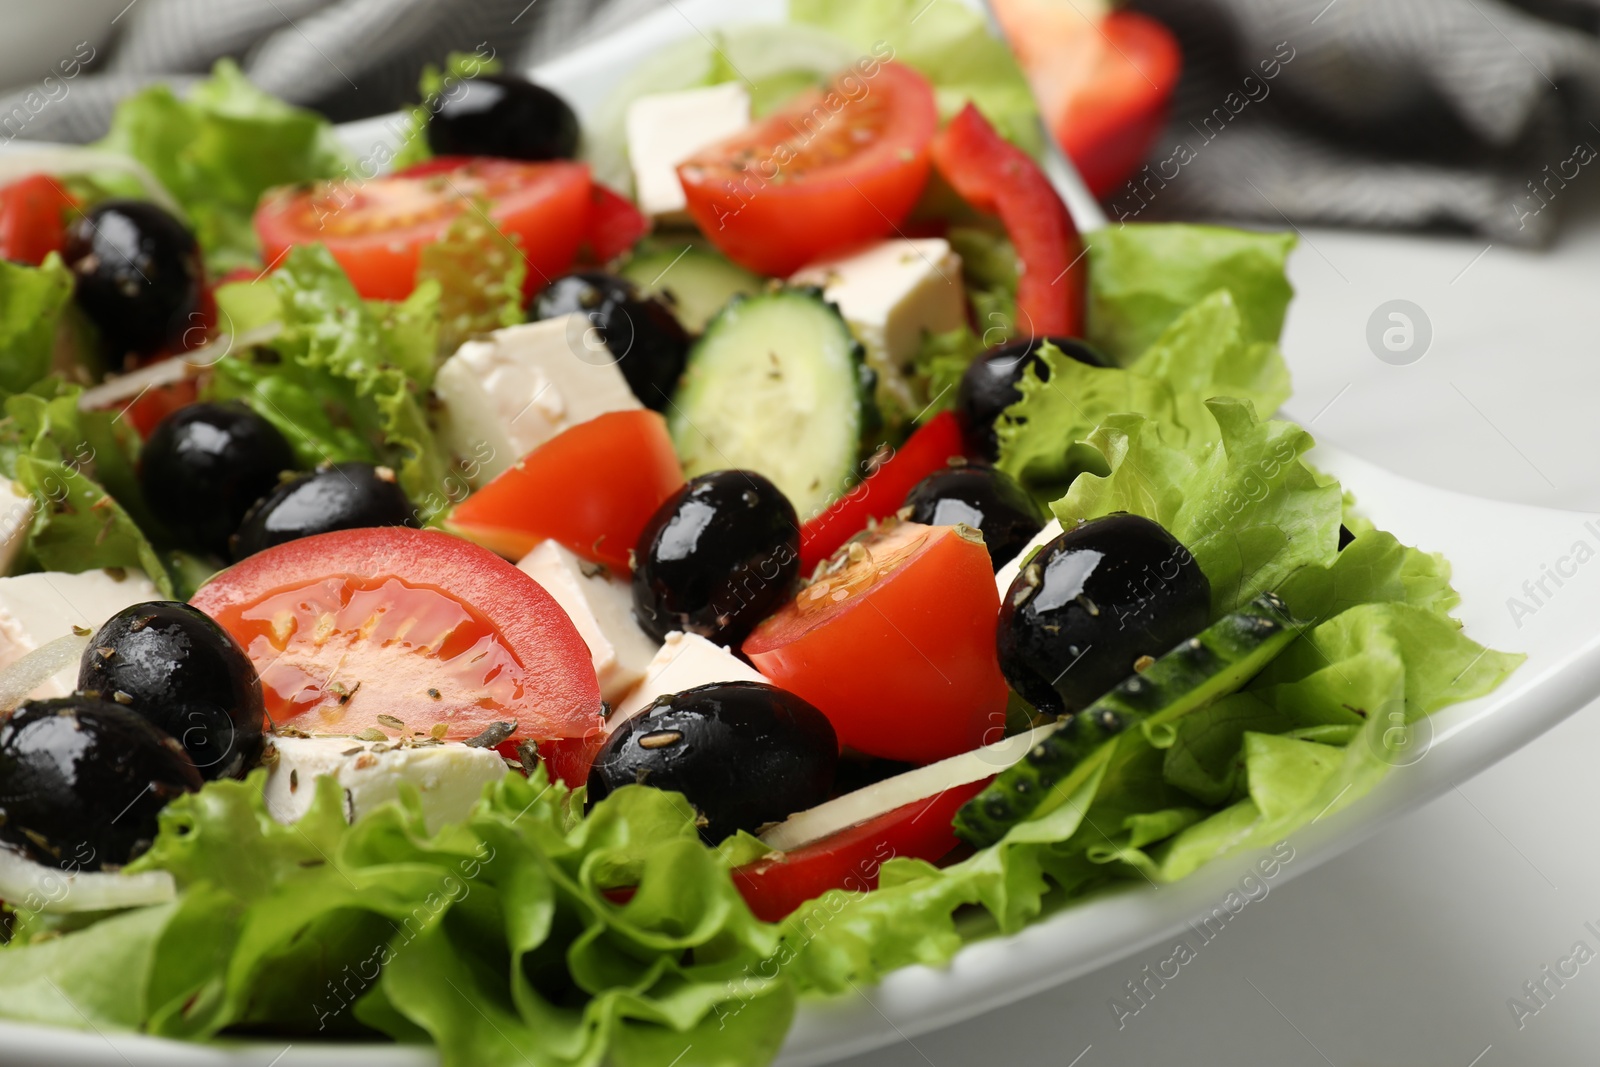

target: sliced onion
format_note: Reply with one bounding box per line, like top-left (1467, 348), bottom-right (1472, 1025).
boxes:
top-left (0, 146), bottom-right (182, 217)
top-left (76, 322), bottom-right (283, 413)
top-left (0, 631), bottom-right (88, 715)
top-left (0, 845), bottom-right (175, 913)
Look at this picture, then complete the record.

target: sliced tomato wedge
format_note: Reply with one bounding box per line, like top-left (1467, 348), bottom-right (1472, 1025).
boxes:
top-left (733, 779), bottom-right (984, 921)
top-left (579, 183), bottom-right (650, 266)
top-left (996, 1), bottom-right (1182, 198)
top-left (0, 174), bottom-right (79, 265)
top-left (744, 521), bottom-right (1008, 764)
top-left (190, 527), bottom-right (603, 744)
top-left (930, 105), bottom-right (1085, 340)
top-left (254, 157), bottom-right (592, 301)
top-left (800, 411), bottom-right (965, 574)
top-left (447, 409), bottom-right (685, 572)
top-left (121, 379), bottom-right (200, 439)
top-left (678, 63), bottom-right (938, 276)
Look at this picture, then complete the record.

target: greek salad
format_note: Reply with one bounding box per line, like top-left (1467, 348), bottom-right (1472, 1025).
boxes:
top-left (0, 2), bottom-right (1519, 1065)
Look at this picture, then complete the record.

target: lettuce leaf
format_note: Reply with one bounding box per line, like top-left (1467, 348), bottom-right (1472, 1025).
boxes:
top-left (1086, 225), bottom-right (1297, 366)
top-left (416, 209), bottom-right (527, 357)
top-left (96, 60), bottom-right (348, 272)
top-left (207, 246), bottom-right (452, 518)
top-left (792, 0), bottom-right (1043, 156)
top-left (0, 256), bottom-right (74, 397)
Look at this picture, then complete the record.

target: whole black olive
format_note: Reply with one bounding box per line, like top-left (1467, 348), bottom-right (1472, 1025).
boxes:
top-left (140, 402), bottom-right (298, 557)
top-left (63, 200), bottom-right (203, 358)
top-left (427, 74), bottom-right (580, 162)
top-left (231, 462), bottom-right (417, 560)
top-left (632, 470), bottom-right (800, 646)
top-left (588, 681), bottom-right (838, 843)
top-left (78, 601), bottom-right (266, 780)
top-left (903, 464), bottom-right (1046, 570)
top-left (531, 272), bottom-right (689, 410)
top-left (956, 336), bottom-right (1108, 461)
top-left (997, 513), bottom-right (1210, 717)
top-left (0, 697), bottom-right (202, 870)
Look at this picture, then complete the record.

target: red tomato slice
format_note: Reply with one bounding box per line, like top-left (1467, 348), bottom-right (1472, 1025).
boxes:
top-left (579, 183), bottom-right (650, 265)
top-left (0, 174), bottom-right (79, 265)
top-left (447, 409), bottom-right (685, 572)
top-left (121, 379), bottom-right (200, 439)
top-left (996, 1), bottom-right (1181, 199)
top-left (190, 527), bottom-right (603, 744)
top-left (677, 63), bottom-right (938, 276)
top-left (930, 105), bottom-right (1085, 340)
top-left (744, 522), bottom-right (1008, 764)
top-left (254, 158), bottom-right (592, 301)
top-left (800, 411), bottom-right (964, 574)
top-left (732, 779), bottom-right (985, 922)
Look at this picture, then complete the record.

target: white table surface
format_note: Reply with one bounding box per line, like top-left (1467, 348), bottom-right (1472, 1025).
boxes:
top-left (834, 184), bottom-right (1600, 1067)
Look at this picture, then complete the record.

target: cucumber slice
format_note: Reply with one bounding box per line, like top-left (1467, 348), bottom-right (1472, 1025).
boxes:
top-left (954, 592), bottom-right (1305, 849)
top-left (620, 244), bottom-right (763, 334)
top-left (669, 289), bottom-right (873, 518)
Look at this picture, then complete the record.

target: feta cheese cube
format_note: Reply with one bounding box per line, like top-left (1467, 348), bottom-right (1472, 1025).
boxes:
top-left (262, 735), bottom-right (508, 834)
top-left (434, 316), bottom-right (641, 486)
top-left (517, 542), bottom-right (659, 703)
top-left (790, 239), bottom-right (967, 383)
top-left (995, 519), bottom-right (1063, 602)
top-left (626, 82), bottom-right (752, 220)
top-left (0, 480), bottom-right (33, 576)
top-left (0, 569), bottom-right (163, 698)
top-left (612, 631), bottom-right (771, 723)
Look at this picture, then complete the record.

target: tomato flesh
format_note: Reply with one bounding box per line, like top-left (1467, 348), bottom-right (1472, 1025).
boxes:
top-left (0, 174), bottom-right (78, 265)
top-left (733, 779), bottom-right (986, 922)
top-left (579, 183), bottom-right (650, 265)
top-left (447, 409), bottom-right (685, 572)
top-left (254, 158), bottom-right (592, 301)
top-left (930, 106), bottom-right (1084, 339)
top-left (799, 411), bottom-right (965, 573)
top-left (191, 527), bottom-right (602, 744)
top-left (744, 522), bottom-right (1008, 765)
top-left (678, 63), bottom-right (938, 275)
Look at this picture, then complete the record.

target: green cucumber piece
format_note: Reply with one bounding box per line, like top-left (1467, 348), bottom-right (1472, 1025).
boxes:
top-left (954, 592), bottom-right (1305, 849)
top-left (619, 244), bottom-right (763, 334)
top-left (669, 288), bottom-right (874, 518)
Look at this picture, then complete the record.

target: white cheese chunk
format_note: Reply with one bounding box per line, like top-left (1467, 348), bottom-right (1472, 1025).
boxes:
top-left (262, 735), bottom-right (508, 834)
top-left (790, 239), bottom-right (967, 376)
top-left (625, 82), bottom-right (752, 220)
top-left (0, 569), bottom-right (163, 698)
top-left (517, 542), bottom-right (659, 704)
top-left (0, 479), bottom-right (33, 577)
top-left (434, 316), bottom-right (641, 486)
top-left (612, 631), bottom-right (771, 724)
top-left (995, 519), bottom-right (1063, 602)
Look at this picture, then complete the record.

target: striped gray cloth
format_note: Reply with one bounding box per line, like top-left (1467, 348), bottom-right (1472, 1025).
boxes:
top-left (1127, 0), bottom-right (1600, 243)
top-left (5, 0), bottom-right (1600, 243)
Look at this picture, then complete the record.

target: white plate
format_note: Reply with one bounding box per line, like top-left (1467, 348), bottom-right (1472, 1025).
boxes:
top-left (8, 3), bottom-right (1600, 1064)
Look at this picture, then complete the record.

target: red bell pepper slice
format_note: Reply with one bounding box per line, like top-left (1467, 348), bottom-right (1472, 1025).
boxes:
top-left (798, 410), bottom-right (965, 573)
top-left (930, 106), bottom-right (1085, 340)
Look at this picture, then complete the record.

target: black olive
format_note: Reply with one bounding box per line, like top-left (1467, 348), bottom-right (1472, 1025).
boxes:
top-left (956, 336), bottom-right (1108, 461)
top-left (632, 470), bottom-right (800, 647)
top-left (903, 464), bottom-right (1046, 570)
top-left (426, 74), bottom-right (580, 162)
top-left (231, 462), bottom-right (418, 560)
top-left (77, 601), bottom-right (266, 780)
top-left (531, 272), bottom-right (689, 411)
top-left (140, 402), bottom-right (298, 557)
top-left (997, 513), bottom-right (1210, 717)
top-left (0, 697), bottom-right (202, 870)
top-left (588, 681), bottom-right (837, 843)
top-left (63, 200), bottom-right (203, 359)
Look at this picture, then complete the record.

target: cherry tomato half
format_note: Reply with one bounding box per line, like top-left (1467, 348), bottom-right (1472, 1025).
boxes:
top-left (744, 521), bottom-right (1008, 764)
top-left (190, 527), bottom-right (603, 745)
top-left (446, 409), bottom-right (685, 572)
top-left (0, 174), bottom-right (78, 265)
top-left (254, 157), bottom-right (592, 300)
top-left (678, 63), bottom-right (938, 276)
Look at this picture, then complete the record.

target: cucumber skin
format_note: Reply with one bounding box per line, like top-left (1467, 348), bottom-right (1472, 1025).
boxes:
top-left (954, 592), bottom-right (1303, 849)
